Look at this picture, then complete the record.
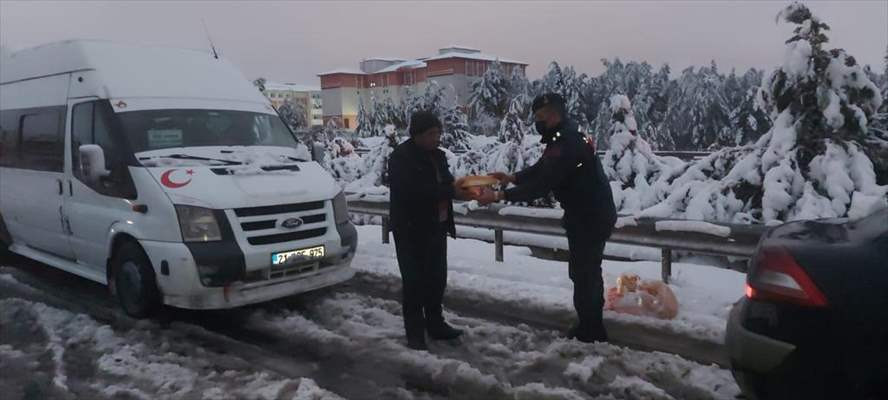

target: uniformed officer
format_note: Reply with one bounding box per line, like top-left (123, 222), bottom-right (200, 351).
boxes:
top-left (479, 93), bottom-right (617, 342)
top-left (388, 111), bottom-right (474, 350)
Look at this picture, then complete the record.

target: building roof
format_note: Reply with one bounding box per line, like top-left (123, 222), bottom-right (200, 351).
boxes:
top-left (263, 81), bottom-right (320, 92)
top-left (423, 51), bottom-right (527, 65)
top-left (440, 45), bottom-right (481, 53)
top-left (375, 59), bottom-right (427, 73)
top-left (317, 67), bottom-right (367, 76)
top-left (317, 46), bottom-right (527, 76)
top-left (362, 57), bottom-right (406, 62)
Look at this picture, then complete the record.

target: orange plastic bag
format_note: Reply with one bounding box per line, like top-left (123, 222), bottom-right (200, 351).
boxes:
top-left (604, 273), bottom-right (679, 320)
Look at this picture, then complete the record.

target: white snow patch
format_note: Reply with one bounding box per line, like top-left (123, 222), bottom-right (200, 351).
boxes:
top-left (499, 206), bottom-right (564, 219)
top-left (654, 220), bottom-right (731, 237)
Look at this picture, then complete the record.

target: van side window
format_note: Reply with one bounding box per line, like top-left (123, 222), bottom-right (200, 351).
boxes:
top-left (71, 100), bottom-right (136, 199)
top-left (20, 111), bottom-right (64, 172)
top-left (0, 110), bottom-right (17, 167)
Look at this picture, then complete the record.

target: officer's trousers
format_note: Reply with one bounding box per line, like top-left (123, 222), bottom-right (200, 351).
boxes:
top-left (565, 226), bottom-right (608, 337)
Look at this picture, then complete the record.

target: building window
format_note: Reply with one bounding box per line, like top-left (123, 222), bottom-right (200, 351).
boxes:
top-left (343, 118), bottom-right (350, 129)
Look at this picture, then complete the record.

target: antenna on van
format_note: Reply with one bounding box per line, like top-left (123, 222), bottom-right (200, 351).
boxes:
top-left (201, 18), bottom-right (219, 59)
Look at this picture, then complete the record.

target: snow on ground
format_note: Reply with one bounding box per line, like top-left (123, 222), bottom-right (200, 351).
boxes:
top-left (248, 291), bottom-right (739, 399)
top-left (353, 226), bottom-right (744, 343)
top-left (0, 296), bottom-right (343, 400)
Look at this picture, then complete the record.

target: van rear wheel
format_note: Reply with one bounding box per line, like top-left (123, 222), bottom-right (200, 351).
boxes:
top-left (113, 242), bottom-right (161, 318)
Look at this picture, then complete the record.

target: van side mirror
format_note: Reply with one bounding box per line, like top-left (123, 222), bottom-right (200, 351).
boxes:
top-left (79, 144), bottom-right (111, 183)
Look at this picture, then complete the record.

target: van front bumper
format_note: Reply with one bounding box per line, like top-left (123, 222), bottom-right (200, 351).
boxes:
top-left (139, 236), bottom-right (356, 310)
top-left (163, 265), bottom-right (355, 310)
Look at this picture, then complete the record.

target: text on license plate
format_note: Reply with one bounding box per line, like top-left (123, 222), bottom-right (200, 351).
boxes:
top-left (272, 246), bottom-right (325, 265)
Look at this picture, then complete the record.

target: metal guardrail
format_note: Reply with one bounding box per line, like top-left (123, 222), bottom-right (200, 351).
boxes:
top-left (354, 147), bottom-right (712, 161)
top-left (347, 199), bottom-right (766, 283)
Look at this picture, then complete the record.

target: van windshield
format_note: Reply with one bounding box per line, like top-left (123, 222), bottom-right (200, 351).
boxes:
top-left (118, 109), bottom-right (299, 153)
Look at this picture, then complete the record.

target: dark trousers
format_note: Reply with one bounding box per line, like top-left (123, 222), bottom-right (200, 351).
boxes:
top-left (393, 225), bottom-right (448, 341)
top-left (565, 225), bottom-right (607, 336)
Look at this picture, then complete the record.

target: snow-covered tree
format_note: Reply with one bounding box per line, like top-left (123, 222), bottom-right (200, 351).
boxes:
top-left (508, 66), bottom-right (531, 102)
top-left (361, 125), bottom-right (401, 187)
top-left (469, 60), bottom-right (510, 122)
top-left (662, 62), bottom-right (732, 150)
top-left (487, 96), bottom-right (531, 174)
top-left (277, 98), bottom-right (308, 132)
top-left (536, 62), bottom-right (590, 130)
top-left (641, 2), bottom-right (887, 223)
top-left (355, 99), bottom-right (372, 138)
top-left (407, 82), bottom-right (472, 151)
top-left (603, 95), bottom-right (682, 213)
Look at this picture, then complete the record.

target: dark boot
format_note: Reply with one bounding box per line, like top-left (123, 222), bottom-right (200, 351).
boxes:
top-left (566, 323), bottom-right (608, 343)
top-left (427, 321), bottom-right (463, 340)
top-left (407, 336), bottom-right (428, 351)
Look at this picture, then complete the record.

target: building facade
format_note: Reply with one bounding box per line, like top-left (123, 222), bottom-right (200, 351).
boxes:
top-left (262, 82), bottom-right (323, 127)
top-left (318, 46), bottom-right (527, 130)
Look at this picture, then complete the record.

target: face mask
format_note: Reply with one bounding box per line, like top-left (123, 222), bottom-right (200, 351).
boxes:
top-left (535, 120), bottom-right (554, 136)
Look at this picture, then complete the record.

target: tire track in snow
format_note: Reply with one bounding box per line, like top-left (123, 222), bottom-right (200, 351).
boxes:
top-left (0, 263), bottom-right (425, 400)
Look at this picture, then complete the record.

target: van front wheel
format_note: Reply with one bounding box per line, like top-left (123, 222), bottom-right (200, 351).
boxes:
top-left (113, 242), bottom-right (161, 318)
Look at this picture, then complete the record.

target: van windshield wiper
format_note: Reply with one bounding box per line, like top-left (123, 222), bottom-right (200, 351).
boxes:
top-left (140, 153), bottom-right (242, 166)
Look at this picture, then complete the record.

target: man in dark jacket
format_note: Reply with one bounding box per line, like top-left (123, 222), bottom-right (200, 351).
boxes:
top-left (388, 111), bottom-right (474, 350)
top-left (480, 93), bottom-right (617, 343)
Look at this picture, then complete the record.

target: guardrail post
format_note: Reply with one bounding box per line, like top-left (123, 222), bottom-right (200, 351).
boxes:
top-left (661, 248), bottom-right (672, 283)
top-left (381, 216), bottom-right (390, 244)
top-left (494, 229), bottom-right (504, 262)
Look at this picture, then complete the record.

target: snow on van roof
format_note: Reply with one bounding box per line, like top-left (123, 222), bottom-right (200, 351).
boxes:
top-left (0, 40), bottom-right (268, 107)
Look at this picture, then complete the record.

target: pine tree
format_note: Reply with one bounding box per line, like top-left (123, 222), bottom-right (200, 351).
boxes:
top-left (602, 95), bottom-right (677, 213)
top-left (469, 60), bottom-right (510, 122)
top-left (277, 98), bottom-right (308, 132)
top-left (536, 62), bottom-right (590, 130)
top-left (407, 82), bottom-right (472, 151)
top-left (487, 96), bottom-right (530, 174)
top-left (355, 99), bottom-right (372, 138)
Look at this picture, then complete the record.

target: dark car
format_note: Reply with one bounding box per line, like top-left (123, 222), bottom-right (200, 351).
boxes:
top-left (726, 209), bottom-right (888, 400)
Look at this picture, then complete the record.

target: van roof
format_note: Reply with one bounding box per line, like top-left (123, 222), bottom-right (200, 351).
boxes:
top-left (0, 40), bottom-right (267, 106)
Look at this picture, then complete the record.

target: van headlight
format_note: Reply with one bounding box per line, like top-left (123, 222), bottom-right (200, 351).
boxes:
top-left (333, 191), bottom-right (349, 224)
top-left (175, 205), bottom-right (222, 242)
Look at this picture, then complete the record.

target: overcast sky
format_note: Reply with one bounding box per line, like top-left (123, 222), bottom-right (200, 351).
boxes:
top-left (1, 1), bottom-right (886, 85)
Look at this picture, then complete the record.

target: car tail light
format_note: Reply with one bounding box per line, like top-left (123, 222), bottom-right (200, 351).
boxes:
top-left (746, 246), bottom-right (828, 307)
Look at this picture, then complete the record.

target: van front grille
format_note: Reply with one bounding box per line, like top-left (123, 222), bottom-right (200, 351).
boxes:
top-left (246, 228), bottom-right (327, 246)
top-left (234, 201), bottom-right (325, 217)
top-left (240, 213), bottom-right (326, 232)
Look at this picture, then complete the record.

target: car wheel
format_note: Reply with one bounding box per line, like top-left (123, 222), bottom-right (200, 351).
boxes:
top-left (113, 242), bottom-right (161, 318)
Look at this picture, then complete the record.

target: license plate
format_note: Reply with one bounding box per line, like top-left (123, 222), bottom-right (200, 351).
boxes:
top-left (272, 246), bottom-right (325, 265)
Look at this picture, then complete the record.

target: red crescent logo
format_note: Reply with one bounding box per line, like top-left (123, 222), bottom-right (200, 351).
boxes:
top-left (160, 169), bottom-right (192, 188)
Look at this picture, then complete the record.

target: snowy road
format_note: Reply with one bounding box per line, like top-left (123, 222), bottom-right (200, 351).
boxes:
top-left (1, 230), bottom-right (741, 400)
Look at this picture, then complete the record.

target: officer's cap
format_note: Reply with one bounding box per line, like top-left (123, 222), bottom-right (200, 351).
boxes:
top-left (531, 93), bottom-right (566, 114)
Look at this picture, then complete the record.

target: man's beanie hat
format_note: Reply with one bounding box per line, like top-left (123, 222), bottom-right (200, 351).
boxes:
top-left (409, 110), bottom-right (443, 136)
top-left (531, 93), bottom-right (566, 114)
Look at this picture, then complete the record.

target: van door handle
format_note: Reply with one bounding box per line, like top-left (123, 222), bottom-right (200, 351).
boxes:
top-left (57, 179), bottom-right (63, 195)
top-left (68, 180), bottom-right (73, 196)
